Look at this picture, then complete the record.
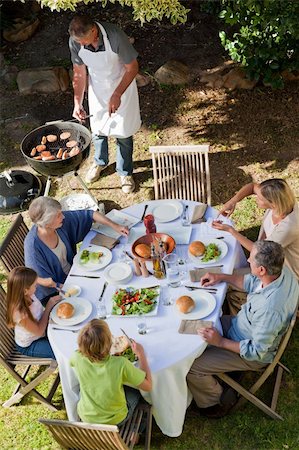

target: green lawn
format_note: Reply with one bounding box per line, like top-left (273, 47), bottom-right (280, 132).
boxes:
top-left (0, 199), bottom-right (299, 449)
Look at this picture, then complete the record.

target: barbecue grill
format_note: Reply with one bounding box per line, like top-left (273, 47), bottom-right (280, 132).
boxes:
top-left (20, 120), bottom-right (99, 208)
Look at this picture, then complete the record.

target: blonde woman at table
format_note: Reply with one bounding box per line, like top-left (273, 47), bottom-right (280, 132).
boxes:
top-left (70, 319), bottom-right (152, 427)
top-left (6, 267), bottom-right (61, 359)
top-left (213, 179), bottom-right (299, 314)
top-left (25, 197), bottom-right (129, 299)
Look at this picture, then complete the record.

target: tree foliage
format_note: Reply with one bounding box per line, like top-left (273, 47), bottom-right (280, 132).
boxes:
top-left (218, 0), bottom-right (299, 88)
top-left (34, 0), bottom-right (189, 25)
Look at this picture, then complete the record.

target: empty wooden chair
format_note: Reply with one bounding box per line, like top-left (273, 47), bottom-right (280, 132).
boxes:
top-left (150, 144), bottom-right (211, 204)
top-left (217, 308), bottom-right (298, 420)
top-left (0, 285), bottom-right (60, 411)
top-left (40, 400), bottom-right (153, 450)
top-left (0, 213), bottom-right (29, 272)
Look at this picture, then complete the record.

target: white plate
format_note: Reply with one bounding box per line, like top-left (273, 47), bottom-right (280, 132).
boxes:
top-left (176, 289), bottom-right (217, 319)
top-left (92, 209), bottom-right (140, 239)
top-left (111, 286), bottom-right (161, 317)
top-left (60, 193), bottom-right (99, 211)
top-left (50, 297), bottom-right (92, 326)
top-left (103, 262), bottom-right (133, 285)
top-left (62, 284), bottom-right (81, 298)
top-left (147, 200), bottom-right (183, 223)
top-left (188, 239), bottom-right (228, 266)
top-left (73, 245), bottom-right (112, 271)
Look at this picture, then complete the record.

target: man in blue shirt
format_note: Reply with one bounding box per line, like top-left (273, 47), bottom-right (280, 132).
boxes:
top-left (187, 240), bottom-right (298, 418)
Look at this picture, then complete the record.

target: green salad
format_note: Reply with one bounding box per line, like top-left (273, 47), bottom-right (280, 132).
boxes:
top-left (122, 347), bottom-right (138, 363)
top-left (112, 287), bottom-right (159, 316)
top-left (202, 243), bottom-right (221, 262)
top-left (80, 249), bottom-right (103, 264)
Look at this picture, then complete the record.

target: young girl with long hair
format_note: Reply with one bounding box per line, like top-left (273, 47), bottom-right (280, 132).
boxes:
top-left (6, 266), bottom-right (61, 359)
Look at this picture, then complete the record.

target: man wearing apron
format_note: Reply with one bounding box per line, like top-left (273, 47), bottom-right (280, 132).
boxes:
top-left (69, 15), bottom-right (141, 193)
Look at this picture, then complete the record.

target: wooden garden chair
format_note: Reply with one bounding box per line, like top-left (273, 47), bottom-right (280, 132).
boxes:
top-left (150, 144), bottom-right (211, 204)
top-left (40, 400), bottom-right (153, 450)
top-left (0, 285), bottom-right (60, 411)
top-left (217, 308), bottom-right (297, 420)
top-left (0, 213), bottom-right (29, 272)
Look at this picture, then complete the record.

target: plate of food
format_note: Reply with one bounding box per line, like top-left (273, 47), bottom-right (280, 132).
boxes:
top-left (147, 200), bottom-right (183, 223)
top-left (111, 286), bottom-right (160, 317)
top-left (62, 284), bottom-right (81, 298)
top-left (73, 245), bottom-right (112, 271)
top-left (50, 297), bottom-right (92, 326)
top-left (188, 239), bottom-right (228, 266)
top-left (175, 290), bottom-right (217, 319)
top-left (110, 335), bottom-right (138, 363)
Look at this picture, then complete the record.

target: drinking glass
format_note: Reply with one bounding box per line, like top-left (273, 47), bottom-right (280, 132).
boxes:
top-left (161, 285), bottom-right (174, 306)
top-left (163, 253), bottom-right (181, 288)
top-left (137, 321), bottom-right (147, 334)
top-left (97, 303), bottom-right (108, 320)
top-left (176, 247), bottom-right (188, 281)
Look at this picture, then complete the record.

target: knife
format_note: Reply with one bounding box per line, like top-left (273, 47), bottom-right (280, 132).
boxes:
top-left (140, 204), bottom-right (148, 222)
top-left (70, 274), bottom-right (101, 279)
top-left (98, 282), bottom-right (108, 302)
top-left (120, 328), bottom-right (133, 345)
top-left (184, 285), bottom-right (217, 292)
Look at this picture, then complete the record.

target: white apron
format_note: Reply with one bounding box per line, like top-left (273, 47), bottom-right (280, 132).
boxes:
top-left (78, 22), bottom-right (141, 138)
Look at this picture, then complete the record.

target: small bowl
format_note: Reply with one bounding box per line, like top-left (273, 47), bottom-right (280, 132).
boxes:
top-left (62, 284), bottom-right (81, 298)
top-left (132, 233), bottom-right (176, 261)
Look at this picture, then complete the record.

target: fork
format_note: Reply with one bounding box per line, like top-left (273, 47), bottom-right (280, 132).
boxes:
top-left (184, 285), bottom-right (218, 293)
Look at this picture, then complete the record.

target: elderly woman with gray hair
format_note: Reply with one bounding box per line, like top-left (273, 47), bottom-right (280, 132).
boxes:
top-left (24, 197), bottom-right (129, 298)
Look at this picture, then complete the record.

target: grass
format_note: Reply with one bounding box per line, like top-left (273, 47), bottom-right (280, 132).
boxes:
top-left (1, 197), bottom-right (299, 450)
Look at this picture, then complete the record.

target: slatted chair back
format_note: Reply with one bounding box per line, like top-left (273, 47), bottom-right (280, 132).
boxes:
top-left (150, 144), bottom-right (211, 204)
top-left (40, 400), bottom-right (152, 450)
top-left (0, 285), bottom-right (60, 411)
top-left (217, 308), bottom-right (298, 420)
top-left (0, 285), bottom-right (15, 360)
top-left (39, 420), bottom-right (129, 450)
top-left (0, 213), bottom-right (29, 273)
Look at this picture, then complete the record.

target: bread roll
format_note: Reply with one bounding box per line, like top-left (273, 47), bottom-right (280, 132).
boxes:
top-left (135, 243), bottom-right (151, 259)
top-left (176, 295), bottom-right (195, 314)
top-left (57, 302), bottom-right (74, 319)
top-left (189, 241), bottom-right (205, 257)
top-left (110, 335), bottom-right (130, 355)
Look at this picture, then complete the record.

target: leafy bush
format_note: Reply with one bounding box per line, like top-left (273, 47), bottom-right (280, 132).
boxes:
top-left (34, 0), bottom-right (189, 24)
top-left (218, 0), bottom-right (299, 88)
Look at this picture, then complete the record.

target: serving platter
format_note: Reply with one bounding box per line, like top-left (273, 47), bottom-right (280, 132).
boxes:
top-left (110, 286), bottom-right (161, 317)
top-left (50, 297), bottom-right (92, 326)
top-left (176, 289), bottom-right (216, 320)
top-left (147, 200), bottom-right (183, 223)
top-left (188, 238), bottom-right (228, 266)
top-left (73, 245), bottom-right (112, 271)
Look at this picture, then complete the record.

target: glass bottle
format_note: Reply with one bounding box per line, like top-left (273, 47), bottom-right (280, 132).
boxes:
top-left (144, 214), bottom-right (157, 234)
top-left (151, 243), bottom-right (165, 279)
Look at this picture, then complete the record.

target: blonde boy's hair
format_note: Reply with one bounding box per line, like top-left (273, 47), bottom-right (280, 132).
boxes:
top-left (260, 178), bottom-right (296, 217)
top-left (78, 319), bottom-right (112, 362)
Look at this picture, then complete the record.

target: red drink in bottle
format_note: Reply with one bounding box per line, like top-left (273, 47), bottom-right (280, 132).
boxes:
top-left (143, 214), bottom-right (156, 234)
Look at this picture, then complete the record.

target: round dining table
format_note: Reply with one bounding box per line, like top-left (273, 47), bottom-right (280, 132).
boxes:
top-left (48, 200), bottom-right (247, 437)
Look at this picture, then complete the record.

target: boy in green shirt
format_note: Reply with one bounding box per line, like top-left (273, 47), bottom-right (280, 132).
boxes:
top-left (70, 319), bottom-right (152, 425)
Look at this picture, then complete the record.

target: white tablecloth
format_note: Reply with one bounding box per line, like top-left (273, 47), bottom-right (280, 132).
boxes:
top-left (48, 201), bottom-right (246, 437)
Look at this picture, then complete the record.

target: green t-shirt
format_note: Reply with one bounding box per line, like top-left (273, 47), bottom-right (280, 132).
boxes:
top-left (70, 351), bottom-right (145, 424)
